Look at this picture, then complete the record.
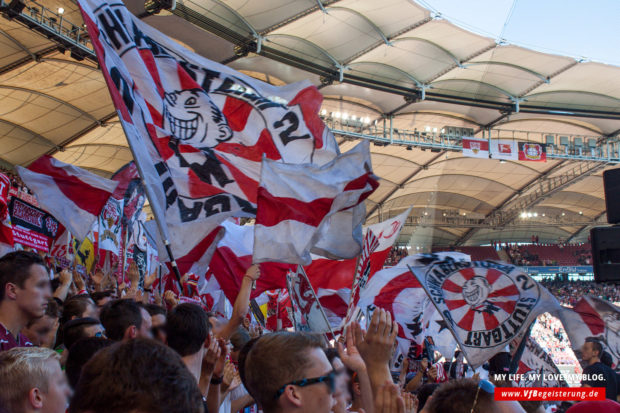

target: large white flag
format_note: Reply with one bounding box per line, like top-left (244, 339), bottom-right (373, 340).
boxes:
top-left (17, 156), bottom-right (118, 241)
top-left (408, 257), bottom-right (561, 368)
top-left (78, 0), bottom-right (339, 260)
top-left (253, 141), bottom-right (378, 265)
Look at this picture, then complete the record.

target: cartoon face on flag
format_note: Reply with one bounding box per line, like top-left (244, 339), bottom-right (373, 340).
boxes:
top-left (163, 89), bottom-right (233, 147)
top-left (78, 0), bottom-right (340, 259)
top-left (410, 259), bottom-right (561, 368)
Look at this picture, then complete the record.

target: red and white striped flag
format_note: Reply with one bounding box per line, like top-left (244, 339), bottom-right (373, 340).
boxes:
top-left (253, 141), bottom-right (378, 265)
top-left (17, 156), bottom-right (118, 242)
top-left (557, 296), bottom-right (620, 370)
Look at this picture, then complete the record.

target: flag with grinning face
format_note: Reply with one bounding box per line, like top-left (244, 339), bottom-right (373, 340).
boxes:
top-left (77, 0), bottom-right (339, 260)
top-left (408, 256), bottom-right (562, 369)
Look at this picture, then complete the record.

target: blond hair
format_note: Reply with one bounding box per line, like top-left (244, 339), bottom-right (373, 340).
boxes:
top-left (0, 347), bottom-right (60, 413)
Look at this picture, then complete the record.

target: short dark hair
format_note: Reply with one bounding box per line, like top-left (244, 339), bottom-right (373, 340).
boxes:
top-left (230, 327), bottom-right (251, 352)
top-left (0, 251), bottom-right (47, 301)
top-left (60, 296), bottom-right (95, 325)
top-left (145, 303), bottom-right (166, 317)
top-left (586, 337), bottom-right (604, 357)
top-left (65, 337), bottom-right (114, 388)
top-left (69, 339), bottom-right (204, 413)
top-left (243, 332), bottom-right (324, 412)
top-left (601, 350), bottom-right (613, 367)
top-left (100, 299), bottom-right (143, 341)
top-left (63, 318), bottom-right (102, 350)
top-left (166, 303), bottom-right (208, 357)
top-left (416, 383), bottom-right (440, 411)
top-left (425, 379), bottom-right (495, 413)
top-left (90, 291), bottom-right (113, 306)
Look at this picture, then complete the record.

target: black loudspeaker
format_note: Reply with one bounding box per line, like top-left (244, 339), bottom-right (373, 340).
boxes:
top-left (603, 168), bottom-right (620, 224)
top-left (591, 226), bottom-right (620, 283)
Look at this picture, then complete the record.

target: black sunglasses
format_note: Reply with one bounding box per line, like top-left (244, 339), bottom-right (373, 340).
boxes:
top-left (275, 370), bottom-right (336, 399)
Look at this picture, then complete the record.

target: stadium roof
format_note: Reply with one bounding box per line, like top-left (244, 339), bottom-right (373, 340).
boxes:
top-left (1, 0), bottom-right (620, 247)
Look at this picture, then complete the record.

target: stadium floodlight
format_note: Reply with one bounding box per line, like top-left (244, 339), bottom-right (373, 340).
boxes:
top-left (320, 109), bottom-right (327, 116)
top-left (58, 7), bottom-right (64, 14)
top-left (334, 112), bottom-right (341, 118)
top-left (520, 212), bottom-right (527, 218)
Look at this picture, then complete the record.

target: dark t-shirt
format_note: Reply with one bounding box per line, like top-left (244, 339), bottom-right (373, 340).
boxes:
top-left (582, 362), bottom-right (618, 400)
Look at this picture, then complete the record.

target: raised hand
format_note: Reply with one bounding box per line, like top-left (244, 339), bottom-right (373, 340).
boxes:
top-left (354, 309), bottom-right (399, 368)
top-left (244, 264), bottom-right (261, 281)
top-left (375, 382), bottom-right (405, 413)
top-left (144, 269), bottom-right (158, 290)
top-left (164, 290), bottom-right (178, 308)
top-left (202, 334), bottom-right (221, 376)
top-left (337, 323), bottom-right (367, 373)
top-left (403, 392), bottom-right (417, 413)
top-left (58, 268), bottom-right (73, 286)
top-left (213, 338), bottom-right (229, 378)
top-left (91, 268), bottom-right (105, 288)
top-left (73, 269), bottom-right (86, 292)
top-left (128, 262), bottom-right (140, 288)
top-left (222, 362), bottom-right (237, 389)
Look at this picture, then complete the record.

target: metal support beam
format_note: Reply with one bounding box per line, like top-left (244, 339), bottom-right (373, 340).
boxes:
top-left (455, 161), bottom-right (566, 245)
top-left (565, 211), bottom-right (607, 243)
top-left (365, 152), bottom-right (444, 219)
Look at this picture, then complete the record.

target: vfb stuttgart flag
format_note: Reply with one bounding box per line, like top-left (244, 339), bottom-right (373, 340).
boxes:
top-left (409, 259), bottom-right (561, 368)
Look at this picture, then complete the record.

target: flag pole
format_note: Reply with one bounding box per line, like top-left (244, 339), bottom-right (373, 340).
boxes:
top-left (298, 265), bottom-right (336, 339)
top-left (509, 321), bottom-right (534, 374)
top-left (121, 225), bottom-right (129, 284)
top-left (116, 112), bottom-right (182, 286)
top-left (406, 264), bottom-right (477, 369)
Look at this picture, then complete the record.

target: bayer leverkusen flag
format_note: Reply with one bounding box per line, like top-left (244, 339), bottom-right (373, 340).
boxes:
top-left (408, 258), bottom-right (561, 368)
top-left (518, 142), bottom-right (547, 162)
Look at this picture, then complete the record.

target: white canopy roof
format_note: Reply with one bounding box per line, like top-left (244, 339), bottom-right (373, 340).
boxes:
top-left (1, 0), bottom-right (619, 246)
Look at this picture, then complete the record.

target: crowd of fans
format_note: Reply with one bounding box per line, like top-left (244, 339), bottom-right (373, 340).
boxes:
top-left (531, 314), bottom-right (581, 368)
top-left (505, 243), bottom-right (592, 267)
top-left (540, 279), bottom-right (620, 307)
top-left (385, 247), bottom-right (408, 266)
top-left (1, 249), bottom-right (619, 413)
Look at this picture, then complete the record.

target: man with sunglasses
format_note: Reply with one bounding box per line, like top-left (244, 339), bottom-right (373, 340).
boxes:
top-left (243, 332), bottom-right (336, 413)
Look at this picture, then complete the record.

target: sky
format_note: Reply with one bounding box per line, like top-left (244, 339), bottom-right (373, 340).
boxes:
top-left (414, 0), bottom-right (620, 66)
